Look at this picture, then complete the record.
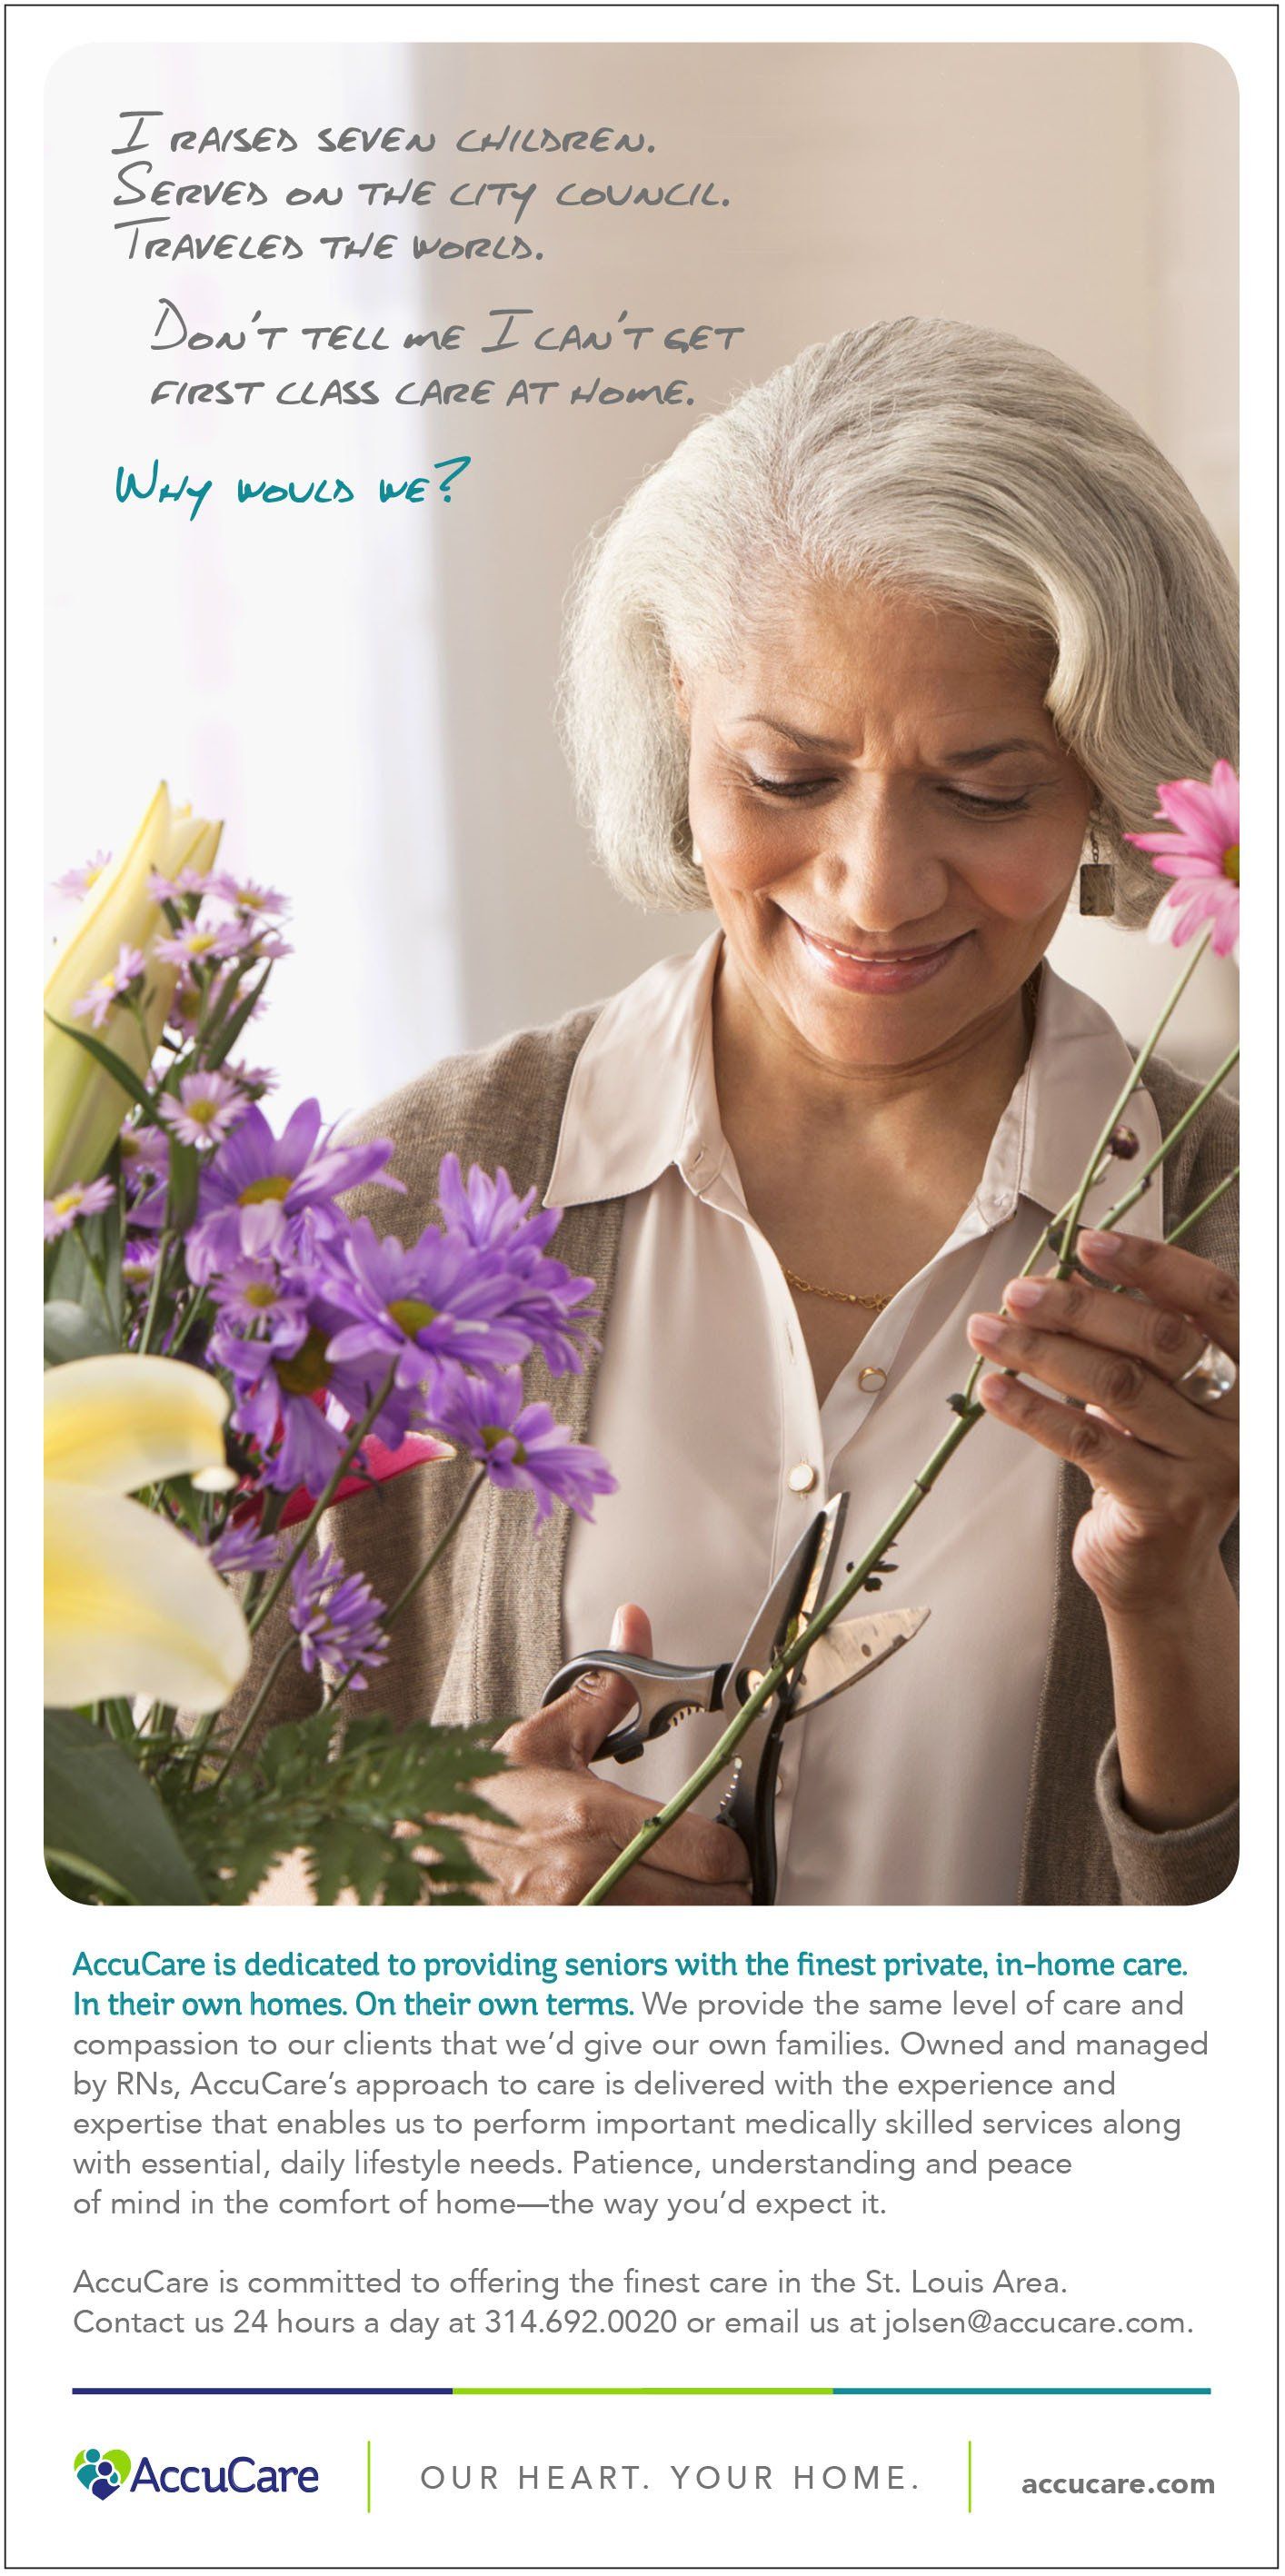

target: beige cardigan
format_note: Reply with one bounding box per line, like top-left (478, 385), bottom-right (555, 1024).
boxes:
top-left (244, 1003), bottom-right (1240, 1907)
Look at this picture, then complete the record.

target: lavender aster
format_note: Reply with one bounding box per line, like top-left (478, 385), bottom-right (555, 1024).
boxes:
top-left (326, 1214), bottom-right (542, 1394)
top-left (289, 1543), bottom-right (389, 1688)
top-left (44, 1177), bottom-right (115, 1241)
top-left (186, 1099), bottom-right (401, 1282)
top-left (158, 1069), bottom-right (249, 1150)
top-left (433, 1366), bottom-right (616, 1527)
top-left (71, 944), bottom-right (146, 1029)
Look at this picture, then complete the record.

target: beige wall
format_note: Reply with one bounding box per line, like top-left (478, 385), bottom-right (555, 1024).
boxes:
top-left (412, 40), bottom-right (1238, 1080)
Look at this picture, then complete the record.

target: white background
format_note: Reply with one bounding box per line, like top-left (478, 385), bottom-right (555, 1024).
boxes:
top-left (11, 7), bottom-right (1277, 2571)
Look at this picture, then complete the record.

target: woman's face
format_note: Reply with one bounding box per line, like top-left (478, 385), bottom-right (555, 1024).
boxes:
top-left (679, 581), bottom-right (1094, 1071)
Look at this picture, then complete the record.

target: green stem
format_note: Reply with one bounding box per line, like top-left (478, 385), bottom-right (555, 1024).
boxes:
top-left (1091, 1046), bottom-right (1240, 1235)
top-left (307, 1470), bottom-right (489, 1726)
top-left (202, 1636), bottom-right (297, 1793)
top-left (136, 1230), bottom-right (174, 1355)
top-left (1164, 1164), bottom-right (1239, 1250)
top-left (246, 1365), bottom-right (400, 1637)
top-left (1052, 930), bottom-right (1211, 1278)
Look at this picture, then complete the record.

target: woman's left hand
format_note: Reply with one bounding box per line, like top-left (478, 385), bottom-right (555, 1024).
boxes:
top-left (966, 1227), bottom-right (1239, 1621)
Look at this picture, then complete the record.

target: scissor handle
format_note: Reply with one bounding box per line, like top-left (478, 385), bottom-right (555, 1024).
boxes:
top-left (541, 1653), bottom-right (726, 1764)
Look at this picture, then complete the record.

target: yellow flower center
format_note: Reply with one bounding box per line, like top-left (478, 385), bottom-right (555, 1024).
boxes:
top-left (1223, 841), bottom-right (1240, 884)
top-left (187, 930), bottom-right (219, 955)
top-left (239, 1173), bottom-right (292, 1207)
top-left (53, 1189), bottom-right (82, 1217)
top-left (275, 1328), bottom-right (333, 1397)
top-left (482, 1426), bottom-right (525, 1463)
top-left (188, 1097), bottom-right (219, 1125)
top-left (387, 1298), bottom-right (438, 1336)
top-left (244, 1281), bottom-right (278, 1308)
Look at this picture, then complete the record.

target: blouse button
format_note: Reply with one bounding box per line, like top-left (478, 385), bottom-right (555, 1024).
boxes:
top-left (787, 1462), bottom-right (818, 1495)
top-left (858, 1366), bottom-right (888, 1394)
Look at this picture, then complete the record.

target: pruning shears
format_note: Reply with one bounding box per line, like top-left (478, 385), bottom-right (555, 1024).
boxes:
top-left (542, 1496), bottom-right (929, 1904)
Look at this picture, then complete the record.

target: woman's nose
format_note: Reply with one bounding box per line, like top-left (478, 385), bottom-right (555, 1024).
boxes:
top-left (817, 790), bottom-right (951, 931)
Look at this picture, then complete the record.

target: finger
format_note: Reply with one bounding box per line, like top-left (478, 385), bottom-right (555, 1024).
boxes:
top-left (975, 1368), bottom-right (1177, 1507)
top-left (500, 1601), bottom-right (660, 1769)
top-left (603, 1865), bottom-right (752, 1907)
top-left (997, 1268), bottom-right (1217, 1395)
top-left (468, 1774), bottom-right (752, 1888)
top-left (966, 1312), bottom-right (1223, 1458)
top-left (1076, 1229), bottom-right (1240, 1364)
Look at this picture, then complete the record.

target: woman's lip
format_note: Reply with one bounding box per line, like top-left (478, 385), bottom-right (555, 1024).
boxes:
top-left (791, 919), bottom-right (971, 992)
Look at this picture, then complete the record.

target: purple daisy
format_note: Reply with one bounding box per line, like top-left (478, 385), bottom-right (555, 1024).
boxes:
top-left (326, 1215), bottom-right (537, 1389)
top-left (153, 910), bottom-right (244, 972)
top-left (208, 1520), bottom-right (284, 1578)
top-left (71, 944), bottom-right (146, 1029)
top-left (157, 1069), bottom-right (249, 1150)
top-left (185, 1099), bottom-right (401, 1284)
top-left (433, 1365), bottom-right (616, 1527)
top-left (205, 871), bottom-right (292, 923)
top-left (211, 1261), bottom-right (413, 1495)
top-left (435, 1157), bottom-right (596, 1372)
top-left (288, 1543), bottom-right (389, 1688)
top-left (44, 1177), bottom-right (115, 1241)
top-left (120, 1122), bottom-right (170, 1187)
top-left (122, 1236), bottom-right (162, 1288)
top-left (55, 851), bottom-right (111, 900)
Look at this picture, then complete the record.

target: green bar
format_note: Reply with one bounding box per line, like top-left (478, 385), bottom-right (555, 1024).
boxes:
top-left (967, 2438), bottom-right (972, 2514)
top-left (365, 2437), bottom-right (372, 2513)
top-left (453, 2385), bottom-right (833, 2397)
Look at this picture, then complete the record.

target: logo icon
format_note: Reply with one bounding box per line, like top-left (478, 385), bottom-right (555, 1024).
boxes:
top-left (74, 2446), bottom-right (131, 2500)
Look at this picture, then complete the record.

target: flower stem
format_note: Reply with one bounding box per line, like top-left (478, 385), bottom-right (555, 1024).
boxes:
top-left (136, 1230), bottom-right (174, 1356)
top-left (1091, 1046), bottom-right (1239, 1234)
top-left (308, 1469), bottom-right (489, 1726)
top-left (246, 1365), bottom-right (400, 1637)
top-left (1164, 1164), bottom-right (1239, 1250)
top-left (203, 1636), bottom-right (296, 1791)
top-left (1052, 929), bottom-right (1212, 1277)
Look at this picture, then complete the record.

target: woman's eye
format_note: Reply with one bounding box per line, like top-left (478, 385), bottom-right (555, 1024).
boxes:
top-left (747, 771), bottom-right (832, 800)
top-left (944, 787), bottom-right (1033, 815)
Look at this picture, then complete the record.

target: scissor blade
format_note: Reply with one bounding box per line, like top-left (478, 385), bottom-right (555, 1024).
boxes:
top-left (790, 1606), bottom-right (930, 1713)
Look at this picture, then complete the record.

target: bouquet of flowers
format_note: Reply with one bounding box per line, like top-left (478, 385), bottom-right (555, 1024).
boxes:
top-left (44, 786), bottom-right (614, 1906)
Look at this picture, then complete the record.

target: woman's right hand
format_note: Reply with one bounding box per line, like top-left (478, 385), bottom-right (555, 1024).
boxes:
top-left (461, 1605), bottom-right (752, 1907)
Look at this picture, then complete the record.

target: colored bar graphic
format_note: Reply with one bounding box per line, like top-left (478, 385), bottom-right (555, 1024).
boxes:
top-left (72, 2382), bottom-right (1212, 2398)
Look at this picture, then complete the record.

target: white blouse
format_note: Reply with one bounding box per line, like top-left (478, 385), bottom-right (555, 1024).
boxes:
top-left (552, 933), bottom-right (1163, 1905)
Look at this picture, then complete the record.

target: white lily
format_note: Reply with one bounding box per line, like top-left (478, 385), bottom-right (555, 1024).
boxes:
top-left (45, 784), bottom-right (223, 1195)
top-left (45, 1356), bottom-right (251, 1714)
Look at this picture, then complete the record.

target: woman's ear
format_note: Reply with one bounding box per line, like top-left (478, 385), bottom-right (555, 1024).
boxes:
top-left (669, 657), bottom-right (691, 729)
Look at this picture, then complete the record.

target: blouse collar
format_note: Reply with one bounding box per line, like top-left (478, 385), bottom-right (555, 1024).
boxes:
top-left (545, 930), bottom-right (1163, 1233)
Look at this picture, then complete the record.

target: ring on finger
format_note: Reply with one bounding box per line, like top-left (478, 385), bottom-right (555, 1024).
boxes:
top-left (1173, 1338), bottom-right (1238, 1407)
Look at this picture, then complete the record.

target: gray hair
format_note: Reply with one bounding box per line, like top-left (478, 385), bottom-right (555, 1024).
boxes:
top-left (560, 317), bottom-right (1238, 925)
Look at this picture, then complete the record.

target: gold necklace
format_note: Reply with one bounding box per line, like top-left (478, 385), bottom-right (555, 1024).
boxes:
top-left (782, 1267), bottom-right (894, 1312)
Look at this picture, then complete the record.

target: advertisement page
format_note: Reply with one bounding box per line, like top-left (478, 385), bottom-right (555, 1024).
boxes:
top-left (11, 5), bottom-right (1276, 2570)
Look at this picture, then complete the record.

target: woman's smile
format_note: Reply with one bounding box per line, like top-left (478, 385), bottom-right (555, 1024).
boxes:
top-left (788, 914), bottom-right (972, 994)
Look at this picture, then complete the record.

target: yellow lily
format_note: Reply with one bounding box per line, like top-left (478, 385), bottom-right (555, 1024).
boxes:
top-left (45, 1356), bottom-right (251, 1714)
top-left (45, 784), bottom-right (223, 1195)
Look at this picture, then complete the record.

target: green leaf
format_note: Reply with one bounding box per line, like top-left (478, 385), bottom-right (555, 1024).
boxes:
top-left (45, 1710), bottom-right (207, 1905)
top-left (204, 964), bottom-right (273, 1070)
top-left (177, 1709), bottom-right (508, 1906)
top-left (44, 1300), bottom-right (118, 1366)
top-left (166, 1139), bottom-right (201, 1234)
top-left (44, 1015), bottom-right (162, 1123)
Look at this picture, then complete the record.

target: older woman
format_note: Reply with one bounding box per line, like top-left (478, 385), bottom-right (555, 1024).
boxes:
top-left (257, 317), bottom-right (1240, 1907)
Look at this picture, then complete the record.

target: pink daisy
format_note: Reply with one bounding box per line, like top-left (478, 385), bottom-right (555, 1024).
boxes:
top-left (1128, 760), bottom-right (1240, 960)
top-left (71, 944), bottom-right (146, 1029)
top-left (157, 1069), bottom-right (249, 1149)
top-left (44, 1177), bottom-right (115, 1240)
top-left (55, 850), bottom-right (112, 900)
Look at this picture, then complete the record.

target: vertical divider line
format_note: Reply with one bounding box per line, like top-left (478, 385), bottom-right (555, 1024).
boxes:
top-left (967, 2437), bottom-right (973, 2513)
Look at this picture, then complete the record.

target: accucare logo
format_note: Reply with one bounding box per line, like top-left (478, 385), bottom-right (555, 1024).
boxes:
top-left (74, 2446), bottom-right (320, 2499)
